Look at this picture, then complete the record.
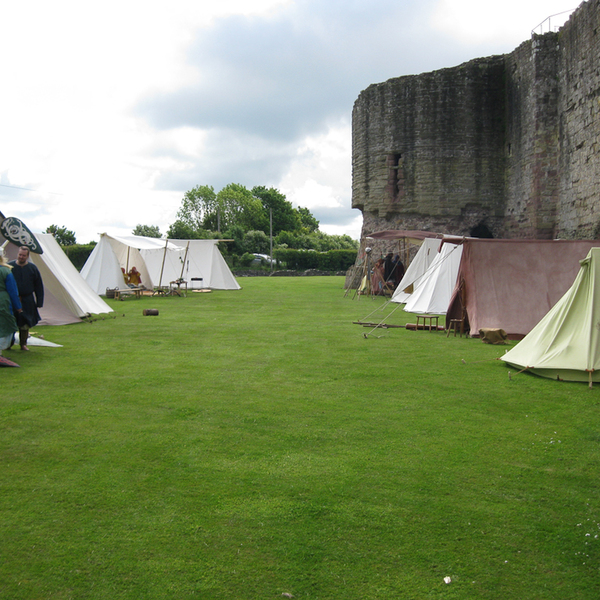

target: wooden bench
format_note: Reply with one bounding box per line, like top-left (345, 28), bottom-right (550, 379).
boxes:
top-left (114, 287), bottom-right (143, 300)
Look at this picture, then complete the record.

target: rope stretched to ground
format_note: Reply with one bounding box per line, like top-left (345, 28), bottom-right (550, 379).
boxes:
top-left (356, 239), bottom-right (464, 331)
top-left (356, 297), bottom-right (393, 324)
top-left (363, 302), bottom-right (403, 338)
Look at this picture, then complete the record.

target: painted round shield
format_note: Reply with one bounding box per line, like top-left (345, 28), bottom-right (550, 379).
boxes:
top-left (0, 216), bottom-right (43, 254)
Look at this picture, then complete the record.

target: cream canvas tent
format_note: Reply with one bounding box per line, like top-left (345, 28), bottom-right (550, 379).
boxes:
top-left (391, 237), bottom-right (441, 304)
top-left (2, 233), bottom-right (113, 325)
top-left (446, 239), bottom-right (600, 338)
top-left (502, 247), bottom-right (600, 384)
top-left (403, 241), bottom-right (463, 315)
top-left (82, 233), bottom-right (240, 295)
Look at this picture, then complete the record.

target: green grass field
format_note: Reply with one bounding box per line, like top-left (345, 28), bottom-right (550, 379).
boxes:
top-left (2, 276), bottom-right (599, 599)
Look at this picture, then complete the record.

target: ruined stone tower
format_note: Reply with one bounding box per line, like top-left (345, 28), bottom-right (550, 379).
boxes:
top-left (352, 0), bottom-right (600, 243)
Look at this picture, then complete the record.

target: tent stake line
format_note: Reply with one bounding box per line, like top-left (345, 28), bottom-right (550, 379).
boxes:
top-left (352, 321), bottom-right (405, 328)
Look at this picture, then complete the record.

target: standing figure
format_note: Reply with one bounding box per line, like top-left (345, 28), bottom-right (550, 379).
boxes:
top-left (370, 258), bottom-right (385, 295)
top-left (9, 246), bottom-right (44, 351)
top-left (0, 253), bottom-right (23, 355)
top-left (392, 254), bottom-right (405, 287)
top-left (384, 252), bottom-right (395, 286)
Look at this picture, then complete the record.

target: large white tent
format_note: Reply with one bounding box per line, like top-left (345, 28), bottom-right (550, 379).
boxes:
top-left (391, 237), bottom-right (441, 304)
top-left (502, 247), bottom-right (600, 384)
top-left (81, 234), bottom-right (240, 295)
top-left (403, 241), bottom-right (463, 315)
top-left (2, 233), bottom-right (113, 325)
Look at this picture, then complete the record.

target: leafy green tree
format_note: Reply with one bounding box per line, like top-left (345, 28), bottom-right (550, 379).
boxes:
top-left (132, 224), bottom-right (161, 238)
top-left (221, 224), bottom-right (246, 256)
top-left (296, 207), bottom-right (320, 232)
top-left (44, 224), bottom-right (76, 246)
top-left (216, 183), bottom-right (266, 232)
top-left (243, 230), bottom-right (270, 254)
top-left (176, 185), bottom-right (217, 231)
top-left (274, 230), bottom-right (312, 249)
top-left (251, 186), bottom-right (299, 235)
top-left (306, 231), bottom-right (359, 251)
top-left (166, 220), bottom-right (218, 240)
top-left (166, 220), bottom-right (198, 239)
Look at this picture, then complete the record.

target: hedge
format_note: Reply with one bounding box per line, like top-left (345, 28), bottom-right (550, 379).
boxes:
top-left (62, 243), bottom-right (96, 271)
top-left (272, 248), bottom-right (357, 271)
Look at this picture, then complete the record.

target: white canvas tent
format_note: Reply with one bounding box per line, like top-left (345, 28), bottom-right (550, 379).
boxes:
top-left (502, 247), bottom-right (600, 384)
top-left (2, 233), bottom-right (113, 325)
top-left (81, 233), bottom-right (240, 295)
top-left (391, 237), bottom-right (441, 304)
top-left (168, 239), bottom-right (241, 290)
top-left (403, 241), bottom-right (463, 315)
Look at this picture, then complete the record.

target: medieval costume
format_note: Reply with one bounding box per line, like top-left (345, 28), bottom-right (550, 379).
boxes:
top-left (0, 261), bottom-right (22, 353)
top-left (9, 257), bottom-right (43, 349)
top-left (128, 267), bottom-right (142, 286)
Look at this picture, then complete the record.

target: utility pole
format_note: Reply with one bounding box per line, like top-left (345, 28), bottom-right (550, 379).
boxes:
top-left (270, 207), bottom-right (273, 272)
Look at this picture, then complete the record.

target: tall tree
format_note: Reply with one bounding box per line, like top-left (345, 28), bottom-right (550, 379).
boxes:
top-left (176, 185), bottom-right (217, 231)
top-left (44, 224), bottom-right (76, 246)
top-left (251, 186), bottom-right (299, 235)
top-left (216, 183), bottom-right (266, 232)
top-left (132, 224), bottom-right (161, 238)
top-left (296, 207), bottom-right (320, 232)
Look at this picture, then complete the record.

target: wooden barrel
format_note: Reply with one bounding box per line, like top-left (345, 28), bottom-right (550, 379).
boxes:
top-left (143, 309), bottom-right (159, 316)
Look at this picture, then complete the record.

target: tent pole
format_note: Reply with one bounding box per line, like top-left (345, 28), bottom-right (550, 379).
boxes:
top-left (179, 241), bottom-right (190, 280)
top-left (126, 246), bottom-right (130, 273)
top-left (158, 238), bottom-right (169, 288)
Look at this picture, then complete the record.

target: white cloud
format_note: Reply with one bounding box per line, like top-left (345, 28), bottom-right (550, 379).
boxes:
top-left (430, 0), bottom-right (577, 46)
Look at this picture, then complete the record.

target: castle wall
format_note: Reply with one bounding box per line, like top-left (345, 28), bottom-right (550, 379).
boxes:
top-left (556, 0), bottom-right (600, 238)
top-left (352, 0), bottom-right (600, 245)
top-left (503, 34), bottom-right (560, 239)
top-left (352, 57), bottom-right (507, 238)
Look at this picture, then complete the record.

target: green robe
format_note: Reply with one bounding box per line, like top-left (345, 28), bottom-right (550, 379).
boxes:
top-left (0, 266), bottom-right (18, 339)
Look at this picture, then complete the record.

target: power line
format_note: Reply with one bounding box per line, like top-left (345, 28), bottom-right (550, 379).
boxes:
top-left (0, 183), bottom-right (63, 195)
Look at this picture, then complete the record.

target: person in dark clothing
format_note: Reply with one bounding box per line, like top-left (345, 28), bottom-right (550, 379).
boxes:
top-left (392, 254), bottom-right (405, 286)
top-left (384, 252), bottom-right (394, 283)
top-left (9, 246), bottom-right (44, 351)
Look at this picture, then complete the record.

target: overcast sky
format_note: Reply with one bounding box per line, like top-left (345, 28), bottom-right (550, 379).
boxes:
top-left (0, 0), bottom-right (577, 243)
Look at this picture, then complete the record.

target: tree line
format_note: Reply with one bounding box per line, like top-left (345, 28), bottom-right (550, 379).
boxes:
top-left (44, 183), bottom-right (358, 271)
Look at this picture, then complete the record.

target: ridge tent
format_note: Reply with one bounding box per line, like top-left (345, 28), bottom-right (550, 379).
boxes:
top-left (391, 237), bottom-right (441, 304)
top-left (81, 234), bottom-right (240, 295)
top-left (403, 241), bottom-right (463, 315)
top-left (446, 239), bottom-right (600, 338)
top-left (502, 247), bottom-right (600, 384)
top-left (2, 233), bottom-right (113, 325)
top-left (168, 239), bottom-right (240, 290)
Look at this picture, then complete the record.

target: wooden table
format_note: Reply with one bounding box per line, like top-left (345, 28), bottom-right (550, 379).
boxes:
top-left (416, 314), bottom-right (440, 331)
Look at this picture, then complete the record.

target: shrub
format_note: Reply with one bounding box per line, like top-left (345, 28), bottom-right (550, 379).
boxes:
top-left (63, 243), bottom-right (96, 271)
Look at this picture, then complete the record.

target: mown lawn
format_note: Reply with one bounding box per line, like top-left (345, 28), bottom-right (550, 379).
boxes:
top-left (1, 276), bottom-right (599, 599)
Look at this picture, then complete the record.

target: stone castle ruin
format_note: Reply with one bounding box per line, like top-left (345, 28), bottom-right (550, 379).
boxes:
top-left (352, 0), bottom-right (600, 248)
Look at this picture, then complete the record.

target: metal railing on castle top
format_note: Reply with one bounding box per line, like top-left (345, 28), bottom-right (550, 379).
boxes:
top-left (531, 8), bottom-right (577, 36)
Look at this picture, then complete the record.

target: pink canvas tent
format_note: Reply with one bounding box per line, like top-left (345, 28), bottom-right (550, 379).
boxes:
top-left (446, 239), bottom-right (600, 339)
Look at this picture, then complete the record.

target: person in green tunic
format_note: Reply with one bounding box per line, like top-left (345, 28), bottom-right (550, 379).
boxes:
top-left (0, 253), bottom-right (23, 356)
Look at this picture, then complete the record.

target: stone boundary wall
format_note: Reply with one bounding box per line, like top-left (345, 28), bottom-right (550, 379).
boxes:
top-left (233, 270), bottom-right (347, 277)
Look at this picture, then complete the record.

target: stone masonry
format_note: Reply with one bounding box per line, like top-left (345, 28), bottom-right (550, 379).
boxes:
top-left (352, 0), bottom-right (600, 251)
